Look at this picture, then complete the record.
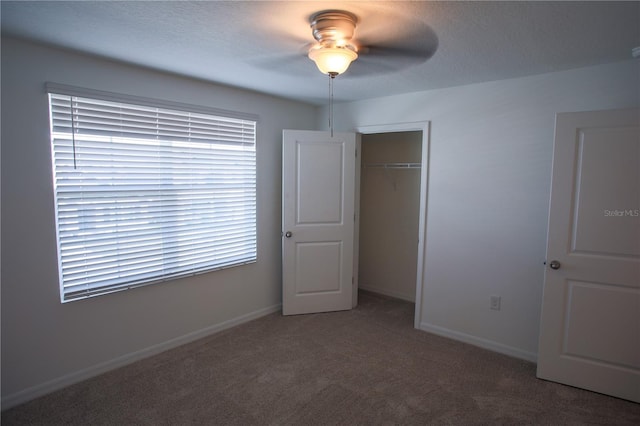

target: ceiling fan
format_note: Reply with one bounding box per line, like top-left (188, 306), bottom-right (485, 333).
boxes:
top-left (304, 9), bottom-right (438, 78)
top-left (307, 10), bottom-right (360, 77)
top-left (290, 10), bottom-right (438, 137)
top-left (262, 8), bottom-right (437, 134)
top-left (255, 8), bottom-right (438, 79)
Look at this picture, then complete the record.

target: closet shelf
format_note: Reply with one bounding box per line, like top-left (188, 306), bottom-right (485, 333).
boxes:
top-left (364, 162), bottom-right (421, 169)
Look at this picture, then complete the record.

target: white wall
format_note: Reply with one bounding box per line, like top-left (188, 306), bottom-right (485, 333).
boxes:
top-left (322, 60), bottom-right (640, 361)
top-left (0, 37), bottom-right (317, 407)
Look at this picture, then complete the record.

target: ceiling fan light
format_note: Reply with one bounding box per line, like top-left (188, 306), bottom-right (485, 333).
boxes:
top-left (308, 46), bottom-right (358, 75)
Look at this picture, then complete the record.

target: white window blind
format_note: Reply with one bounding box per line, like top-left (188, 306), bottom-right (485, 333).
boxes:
top-left (47, 87), bottom-right (257, 302)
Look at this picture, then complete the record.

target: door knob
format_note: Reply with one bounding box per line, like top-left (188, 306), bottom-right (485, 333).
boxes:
top-left (549, 260), bottom-right (561, 270)
top-left (285, 231), bottom-right (292, 238)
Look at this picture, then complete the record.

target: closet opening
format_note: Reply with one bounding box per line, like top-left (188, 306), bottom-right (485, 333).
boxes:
top-left (356, 126), bottom-right (428, 328)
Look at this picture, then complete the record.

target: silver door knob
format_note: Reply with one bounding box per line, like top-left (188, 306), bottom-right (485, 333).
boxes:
top-left (549, 260), bottom-right (561, 270)
top-left (285, 231), bottom-right (292, 238)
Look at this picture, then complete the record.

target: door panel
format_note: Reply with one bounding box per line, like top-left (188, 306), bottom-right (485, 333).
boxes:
top-left (296, 242), bottom-right (342, 294)
top-left (282, 130), bottom-right (356, 315)
top-left (571, 127), bottom-right (639, 256)
top-left (296, 142), bottom-right (344, 224)
top-left (563, 281), bottom-right (639, 369)
top-left (537, 109), bottom-right (640, 403)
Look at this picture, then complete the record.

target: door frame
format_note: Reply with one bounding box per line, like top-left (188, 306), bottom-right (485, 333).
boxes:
top-left (356, 121), bottom-right (430, 329)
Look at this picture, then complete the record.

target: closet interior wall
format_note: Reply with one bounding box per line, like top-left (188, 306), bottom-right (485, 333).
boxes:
top-left (359, 131), bottom-right (422, 302)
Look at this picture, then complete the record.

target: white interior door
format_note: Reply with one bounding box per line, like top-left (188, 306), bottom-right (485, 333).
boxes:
top-left (537, 109), bottom-right (640, 402)
top-left (282, 130), bottom-right (356, 315)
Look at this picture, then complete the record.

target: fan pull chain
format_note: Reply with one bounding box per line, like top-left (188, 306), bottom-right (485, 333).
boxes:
top-left (328, 73), bottom-right (333, 137)
top-left (328, 72), bottom-right (337, 137)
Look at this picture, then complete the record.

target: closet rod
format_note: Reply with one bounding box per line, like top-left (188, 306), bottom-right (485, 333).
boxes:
top-left (365, 162), bottom-right (421, 169)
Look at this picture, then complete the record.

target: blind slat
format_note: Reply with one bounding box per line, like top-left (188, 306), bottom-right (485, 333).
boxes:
top-left (49, 92), bottom-right (257, 302)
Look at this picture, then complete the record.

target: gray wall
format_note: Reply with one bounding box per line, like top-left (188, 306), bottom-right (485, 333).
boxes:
top-left (359, 132), bottom-right (422, 302)
top-left (322, 60), bottom-right (640, 361)
top-left (1, 37), bottom-right (317, 406)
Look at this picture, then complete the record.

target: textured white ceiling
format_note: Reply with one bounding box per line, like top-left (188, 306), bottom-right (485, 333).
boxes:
top-left (2, 1), bottom-right (638, 105)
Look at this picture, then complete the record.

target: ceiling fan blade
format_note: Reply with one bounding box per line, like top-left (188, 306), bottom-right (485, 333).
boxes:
top-left (360, 43), bottom-right (436, 62)
top-left (343, 57), bottom-right (402, 77)
top-left (344, 45), bottom-right (435, 77)
top-left (250, 41), bottom-right (317, 75)
top-left (347, 20), bottom-right (439, 76)
top-left (250, 52), bottom-right (315, 75)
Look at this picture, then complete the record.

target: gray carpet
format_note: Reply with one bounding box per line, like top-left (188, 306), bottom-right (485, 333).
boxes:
top-left (3, 291), bottom-right (639, 425)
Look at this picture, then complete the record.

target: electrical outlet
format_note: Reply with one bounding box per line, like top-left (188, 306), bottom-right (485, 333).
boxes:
top-left (490, 295), bottom-right (501, 311)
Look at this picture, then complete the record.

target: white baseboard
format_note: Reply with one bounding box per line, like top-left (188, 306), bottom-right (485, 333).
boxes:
top-left (419, 322), bottom-right (538, 363)
top-left (359, 284), bottom-right (416, 303)
top-left (1, 304), bottom-right (281, 410)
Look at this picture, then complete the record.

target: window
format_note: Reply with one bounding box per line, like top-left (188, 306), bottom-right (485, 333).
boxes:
top-left (47, 84), bottom-right (257, 302)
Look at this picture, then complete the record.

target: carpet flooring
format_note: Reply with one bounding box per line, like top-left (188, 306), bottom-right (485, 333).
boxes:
top-left (3, 291), bottom-right (639, 425)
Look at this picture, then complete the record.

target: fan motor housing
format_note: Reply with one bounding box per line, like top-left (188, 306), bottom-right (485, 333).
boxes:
top-left (310, 10), bottom-right (358, 46)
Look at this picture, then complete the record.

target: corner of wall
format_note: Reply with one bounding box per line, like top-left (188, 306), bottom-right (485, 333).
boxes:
top-left (419, 321), bottom-right (538, 363)
top-left (1, 304), bottom-right (281, 410)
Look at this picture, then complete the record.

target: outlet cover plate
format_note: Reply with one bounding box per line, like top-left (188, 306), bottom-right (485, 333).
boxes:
top-left (490, 295), bottom-right (501, 311)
